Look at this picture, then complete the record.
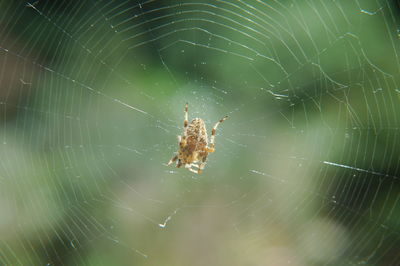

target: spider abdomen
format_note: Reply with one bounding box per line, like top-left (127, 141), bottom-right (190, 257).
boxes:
top-left (187, 118), bottom-right (208, 150)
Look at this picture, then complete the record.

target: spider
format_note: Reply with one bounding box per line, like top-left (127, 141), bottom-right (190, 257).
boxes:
top-left (167, 103), bottom-right (228, 174)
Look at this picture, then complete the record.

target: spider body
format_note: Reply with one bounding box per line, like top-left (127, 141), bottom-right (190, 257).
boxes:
top-left (168, 103), bottom-right (228, 174)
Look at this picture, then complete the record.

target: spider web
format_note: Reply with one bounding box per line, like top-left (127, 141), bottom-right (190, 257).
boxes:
top-left (0, 0), bottom-right (400, 265)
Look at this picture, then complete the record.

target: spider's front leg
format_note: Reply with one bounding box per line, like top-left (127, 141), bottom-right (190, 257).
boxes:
top-left (180, 103), bottom-right (189, 147)
top-left (206, 146), bottom-right (215, 153)
top-left (208, 115), bottom-right (228, 152)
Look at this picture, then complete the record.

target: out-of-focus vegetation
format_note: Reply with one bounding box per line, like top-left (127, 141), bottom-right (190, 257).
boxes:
top-left (1, 0), bottom-right (400, 265)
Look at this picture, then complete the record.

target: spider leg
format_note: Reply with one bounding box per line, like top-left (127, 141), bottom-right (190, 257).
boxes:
top-left (167, 155), bottom-right (178, 166)
top-left (197, 155), bottom-right (207, 174)
top-left (185, 164), bottom-right (198, 174)
top-left (208, 115), bottom-right (228, 152)
top-left (181, 103), bottom-right (189, 147)
top-left (186, 161), bottom-right (205, 174)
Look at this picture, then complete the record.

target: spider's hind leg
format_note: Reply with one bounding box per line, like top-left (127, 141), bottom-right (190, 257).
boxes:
top-left (197, 155), bottom-right (207, 174)
top-left (186, 161), bottom-right (204, 174)
top-left (191, 163), bottom-right (200, 169)
top-left (167, 155), bottom-right (178, 166)
top-left (185, 164), bottom-right (199, 174)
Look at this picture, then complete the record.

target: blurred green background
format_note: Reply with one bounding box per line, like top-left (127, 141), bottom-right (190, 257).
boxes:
top-left (1, 0), bottom-right (400, 265)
